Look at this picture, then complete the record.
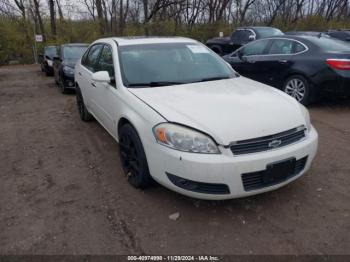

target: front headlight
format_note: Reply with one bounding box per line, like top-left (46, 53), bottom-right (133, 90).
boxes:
top-left (153, 123), bottom-right (220, 154)
top-left (300, 105), bottom-right (311, 132)
top-left (47, 59), bottom-right (53, 67)
top-left (63, 66), bottom-right (74, 75)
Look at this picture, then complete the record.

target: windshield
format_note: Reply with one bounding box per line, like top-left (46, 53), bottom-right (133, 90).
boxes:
top-left (63, 46), bottom-right (88, 59)
top-left (118, 43), bottom-right (236, 87)
top-left (307, 37), bottom-right (350, 52)
top-left (256, 28), bottom-right (283, 38)
top-left (44, 46), bottom-right (57, 58)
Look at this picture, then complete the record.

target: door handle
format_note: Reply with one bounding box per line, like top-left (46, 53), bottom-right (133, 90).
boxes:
top-left (279, 60), bottom-right (288, 64)
top-left (91, 82), bottom-right (96, 87)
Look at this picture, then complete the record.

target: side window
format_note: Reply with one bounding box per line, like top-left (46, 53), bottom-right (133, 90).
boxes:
top-left (97, 45), bottom-right (115, 80)
top-left (295, 42), bottom-right (307, 53)
top-left (242, 40), bottom-right (269, 56)
top-left (231, 30), bottom-right (244, 42)
top-left (268, 39), bottom-right (294, 55)
top-left (242, 30), bottom-right (254, 42)
top-left (83, 44), bottom-right (103, 72)
top-left (81, 49), bottom-right (89, 64)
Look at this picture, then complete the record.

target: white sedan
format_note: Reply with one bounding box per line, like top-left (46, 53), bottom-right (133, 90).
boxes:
top-left (74, 37), bottom-right (318, 200)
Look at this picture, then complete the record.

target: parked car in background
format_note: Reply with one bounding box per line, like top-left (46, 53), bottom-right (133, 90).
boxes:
top-left (206, 26), bottom-right (283, 56)
top-left (326, 30), bottom-right (350, 42)
top-left (223, 35), bottom-right (350, 105)
top-left (74, 37), bottom-right (318, 200)
top-left (286, 31), bottom-right (330, 38)
top-left (53, 43), bottom-right (89, 93)
top-left (40, 46), bottom-right (58, 76)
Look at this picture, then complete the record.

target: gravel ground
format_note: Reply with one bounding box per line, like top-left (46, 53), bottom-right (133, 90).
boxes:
top-left (0, 65), bottom-right (349, 255)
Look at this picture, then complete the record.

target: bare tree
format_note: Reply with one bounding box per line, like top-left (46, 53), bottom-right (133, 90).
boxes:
top-left (96, 0), bottom-right (105, 34)
top-left (48, 0), bottom-right (57, 36)
top-left (32, 0), bottom-right (45, 39)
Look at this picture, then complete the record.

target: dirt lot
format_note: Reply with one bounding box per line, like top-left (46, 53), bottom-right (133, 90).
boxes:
top-left (0, 65), bottom-right (349, 255)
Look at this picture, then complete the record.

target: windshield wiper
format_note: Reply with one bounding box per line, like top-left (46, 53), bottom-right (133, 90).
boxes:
top-left (127, 81), bottom-right (184, 87)
top-left (193, 76), bottom-right (231, 83)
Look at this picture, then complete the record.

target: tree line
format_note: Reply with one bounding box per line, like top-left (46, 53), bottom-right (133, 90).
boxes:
top-left (1, 0), bottom-right (350, 64)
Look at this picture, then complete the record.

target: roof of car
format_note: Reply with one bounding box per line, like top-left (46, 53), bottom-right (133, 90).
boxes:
top-left (97, 36), bottom-right (198, 46)
top-left (264, 35), bottom-right (324, 41)
top-left (238, 26), bottom-right (279, 30)
top-left (62, 43), bottom-right (89, 47)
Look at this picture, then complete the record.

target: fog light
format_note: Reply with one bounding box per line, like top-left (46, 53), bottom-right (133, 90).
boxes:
top-left (68, 81), bottom-right (74, 87)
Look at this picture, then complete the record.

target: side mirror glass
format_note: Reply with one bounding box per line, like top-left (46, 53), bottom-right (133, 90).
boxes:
top-left (92, 71), bottom-right (110, 83)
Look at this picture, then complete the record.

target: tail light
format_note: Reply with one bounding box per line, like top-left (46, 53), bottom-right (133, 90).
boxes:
top-left (326, 59), bottom-right (350, 70)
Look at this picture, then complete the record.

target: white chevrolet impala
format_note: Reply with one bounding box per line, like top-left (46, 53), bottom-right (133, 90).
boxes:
top-left (74, 37), bottom-right (318, 200)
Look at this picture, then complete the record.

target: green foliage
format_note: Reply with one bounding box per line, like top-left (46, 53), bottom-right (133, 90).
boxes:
top-left (3, 14), bottom-right (350, 65)
top-left (0, 18), bottom-right (33, 64)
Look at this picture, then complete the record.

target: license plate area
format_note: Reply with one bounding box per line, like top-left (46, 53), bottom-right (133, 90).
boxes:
top-left (263, 158), bottom-right (296, 185)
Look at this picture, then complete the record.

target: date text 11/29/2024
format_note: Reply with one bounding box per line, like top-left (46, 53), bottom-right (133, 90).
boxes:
top-left (127, 255), bottom-right (221, 261)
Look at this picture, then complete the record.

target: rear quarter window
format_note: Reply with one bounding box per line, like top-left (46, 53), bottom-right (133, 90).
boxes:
top-left (295, 42), bottom-right (307, 53)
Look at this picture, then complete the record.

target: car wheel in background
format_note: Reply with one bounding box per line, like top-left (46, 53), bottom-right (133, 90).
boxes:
top-left (283, 75), bottom-right (313, 105)
top-left (119, 124), bottom-right (154, 189)
top-left (76, 87), bottom-right (93, 122)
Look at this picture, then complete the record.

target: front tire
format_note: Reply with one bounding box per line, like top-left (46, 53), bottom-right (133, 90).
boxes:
top-left (283, 75), bottom-right (313, 105)
top-left (119, 124), bottom-right (153, 189)
top-left (76, 87), bottom-right (93, 122)
top-left (59, 76), bottom-right (68, 94)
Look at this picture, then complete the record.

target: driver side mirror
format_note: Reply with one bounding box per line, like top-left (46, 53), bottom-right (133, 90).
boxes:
top-left (92, 71), bottom-right (110, 83)
top-left (237, 50), bottom-right (247, 62)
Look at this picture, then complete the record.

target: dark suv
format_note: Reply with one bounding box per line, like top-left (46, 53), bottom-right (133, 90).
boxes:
top-left (206, 26), bottom-right (283, 56)
top-left (53, 43), bottom-right (89, 94)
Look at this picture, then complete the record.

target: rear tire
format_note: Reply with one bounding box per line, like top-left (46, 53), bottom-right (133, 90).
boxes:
top-left (119, 124), bottom-right (154, 189)
top-left (76, 87), bottom-right (93, 122)
top-left (283, 75), bottom-right (314, 105)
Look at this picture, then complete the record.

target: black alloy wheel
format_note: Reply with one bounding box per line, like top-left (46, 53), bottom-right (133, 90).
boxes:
top-left (119, 124), bottom-right (153, 188)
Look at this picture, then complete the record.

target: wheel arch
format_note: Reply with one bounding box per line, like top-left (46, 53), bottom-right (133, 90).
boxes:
top-left (283, 71), bottom-right (312, 88)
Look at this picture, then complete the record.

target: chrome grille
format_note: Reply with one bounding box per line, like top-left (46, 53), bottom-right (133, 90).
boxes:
top-left (230, 126), bottom-right (306, 155)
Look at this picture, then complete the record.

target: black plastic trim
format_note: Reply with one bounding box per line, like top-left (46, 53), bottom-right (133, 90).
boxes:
top-left (166, 173), bottom-right (230, 195)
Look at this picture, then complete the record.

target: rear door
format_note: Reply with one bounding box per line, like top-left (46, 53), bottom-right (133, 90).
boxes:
top-left (262, 39), bottom-right (307, 87)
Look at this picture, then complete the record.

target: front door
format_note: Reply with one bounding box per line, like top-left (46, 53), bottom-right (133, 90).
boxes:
top-left (228, 39), bottom-right (272, 84)
top-left (92, 44), bottom-right (120, 137)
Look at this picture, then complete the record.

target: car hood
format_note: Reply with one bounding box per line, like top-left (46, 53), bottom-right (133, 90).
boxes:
top-left (129, 77), bottom-right (306, 145)
top-left (62, 59), bottom-right (78, 68)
